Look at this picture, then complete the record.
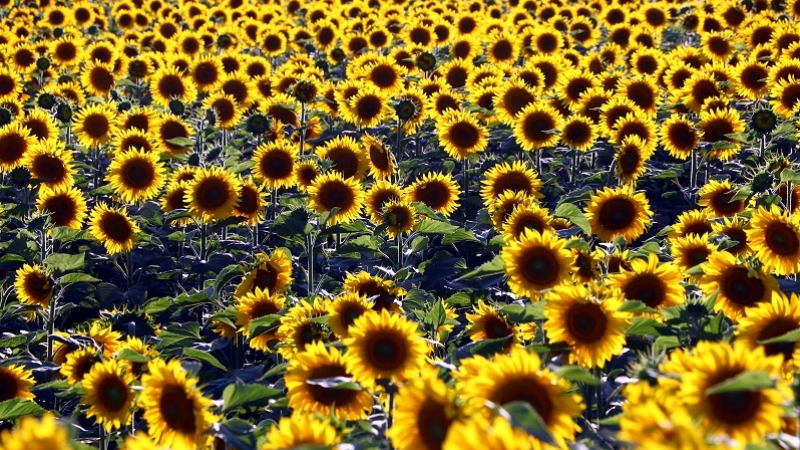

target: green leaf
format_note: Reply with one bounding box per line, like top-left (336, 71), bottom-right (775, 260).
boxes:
top-left (758, 327), bottom-right (800, 344)
top-left (653, 335), bottom-right (681, 352)
top-left (425, 300), bottom-right (446, 332)
top-left (442, 228), bottom-right (479, 244)
top-left (618, 301), bottom-right (657, 314)
top-left (780, 169), bottom-right (800, 184)
top-left (626, 317), bottom-right (662, 336)
top-left (248, 314), bottom-right (282, 337)
top-left (49, 227), bottom-right (92, 243)
top-left (117, 348), bottom-right (149, 364)
top-left (222, 382), bottom-right (282, 412)
top-left (498, 401), bottom-right (557, 446)
top-left (43, 252), bottom-right (85, 275)
top-left (0, 398), bottom-right (45, 421)
top-left (555, 365), bottom-right (600, 386)
top-left (705, 371), bottom-right (774, 396)
top-left (304, 376), bottom-right (362, 391)
top-left (339, 235), bottom-right (379, 252)
top-left (58, 273), bottom-right (100, 286)
top-left (212, 265), bottom-right (245, 297)
top-left (554, 203), bottom-right (591, 235)
top-left (731, 187), bottom-right (752, 202)
top-left (166, 137), bottom-right (196, 148)
top-left (411, 236), bottom-right (430, 252)
top-left (182, 348), bottom-right (227, 371)
top-left (457, 255), bottom-right (504, 280)
top-left (416, 220), bottom-right (459, 235)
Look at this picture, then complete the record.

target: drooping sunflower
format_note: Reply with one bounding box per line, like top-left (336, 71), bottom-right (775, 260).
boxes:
top-left (252, 139), bottom-right (298, 189)
top-left (480, 160), bottom-right (543, 206)
top-left (0, 364), bottom-right (35, 403)
top-left (315, 135), bottom-right (368, 181)
top-left (234, 287), bottom-right (286, 352)
top-left (544, 283), bottom-right (629, 368)
top-left (138, 359), bottom-right (217, 449)
top-left (466, 300), bottom-right (526, 351)
top-left (88, 203), bottom-right (140, 255)
top-left (513, 101), bottom-right (563, 152)
top-left (185, 166), bottom-right (241, 222)
top-left (73, 103), bottom-right (118, 148)
top-left (0, 122), bottom-right (36, 173)
top-left (738, 291), bottom-right (800, 376)
top-left (501, 229), bottom-right (573, 299)
top-left (149, 65), bottom-right (198, 108)
top-left (307, 171), bottom-right (364, 226)
top-left (407, 172), bottom-right (460, 217)
top-left (679, 341), bottom-right (791, 443)
top-left (698, 108), bottom-right (745, 161)
top-left (285, 340), bottom-right (373, 420)
top-left (697, 179), bottom-right (745, 217)
top-left (436, 109), bottom-right (488, 160)
top-left (261, 414), bottom-right (340, 450)
top-left (37, 185), bottom-right (88, 229)
top-left (609, 253), bottom-right (686, 313)
top-left (459, 348), bottom-right (584, 447)
top-left (388, 370), bottom-right (463, 450)
top-left (748, 206), bottom-right (800, 275)
top-left (106, 148), bottom-right (167, 204)
top-left (615, 135), bottom-right (653, 185)
top-left (327, 292), bottom-right (374, 339)
top-left (584, 185), bottom-right (652, 243)
top-left (14, 264), bottom-right (53, 309)
top-left (342, 271), bottom-right (405, 313)
top-left (343, 309), bottom-right (427, 387)
top-left (362, 133), bottom-right (395, 180)
top-left (81, 359), bottom-right (135, 432)
top-left (235, 250), bottom-right (293, 298)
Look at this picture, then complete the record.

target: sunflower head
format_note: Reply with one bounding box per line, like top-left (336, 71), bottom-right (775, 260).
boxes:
top-left (501, 229), bottom-right (573, 299)
top-left (408, 172), bottom-right (460, 217)
top-left (88, 203), bottom-right (140, 255)
top-left (185, 166), bottom-right (242, 222)
top-left (307, 171), bottom-right (364, 226)
top-left (585, 185), bottom-right (653, 243)
top-left (14, 263), bottom-right (53, 309)
top-left (82, 359), bottom-right (135, 432)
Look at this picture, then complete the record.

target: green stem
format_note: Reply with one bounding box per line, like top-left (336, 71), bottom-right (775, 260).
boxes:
top-left (396, 234), bottom-right (402, 268)
top-left (46, 293), bottom-right (56, 361)
top-left (689, 149), bottom-right (696, 190)
top-left (200, 223), bottom-right (207, 261)
top-left (126, 251), bottom-right (133, 289)
top-left (595, 368), bottom-right (603, 423)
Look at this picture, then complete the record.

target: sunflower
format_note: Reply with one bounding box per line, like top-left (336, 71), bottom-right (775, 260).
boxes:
top-left (285, 340), bottom-right (373, 419)
top-left (615, 135), bottom-right (652, 185)
top-left (328, 292), bottom-right (374, 339)
top-left (185, 166), bottom-right (241, 222)
top-left (81, 359), bottom-right (135, 432)
top-left (343, 309), bottom-right (427, 386)
top-left (493, 78), bottom-right (537, 125)
top-left (713, 216), bottom-right (752, 257)
top-left (252, 139), bottom-right (298, 189)
top-left (261, 414), bottom-right (340, 450)
top-left (88, 204), bottom-right (140, 255)
top-left (770, 76), bottom-right (800, 119)
top-left (0, 122), bottom-right (35, 173)
top-left (599, 96), bottom-right (644, 139)
top-left (139, 359), bottom-right (217, 449)
top-left (466, 300), bottom-right (527, 351)
top-left (407, 172), bottom-right (460, 217)
top-left (585, 185), bottom-right (652, 243)
top-left (381, 200), bottom-right (417, 238)
top-left (73, 103), bottom-right (118, 148)
top-left (699, 107), bottom-right (746, 161)
top-left (558, 71), bottom-right (598, 107)
top-left (14, 264), bottom-right (53, 309)
top-left (544, 284), bottom-right (628, 369)
top-left (220, 72), bottom-right (257, 108)
top-left (738, 291), bottom-right (800, 376)
top-left (459, 348), bottom-right (584, 446)
top-left (480, 160), bottom-right (542, 206)
top-left (160, 181), bottom-right (192, 225)
top-left (388, 370), bottom-right (462, 450)
top-left (189, 55), bottom-right (223, 93)
top-left (612, 113), bottom-right (658, 152)
top-left (110, 128), bottom-right (158, 155)
top-left (697, 179), bottom-right (745, 217)
top-left (670, 233), bottom-right (717, 276)
top-left (202, 93), bottom-right (242, 129)
top-left (513, 102), bottom-right (563, 152)
top-left (342, 271), bottom-right (405, 312)
top-left (362, 133), bottom-right (395, 180)
top-left (233, 177), bottom-right (267, 226)
top-left (490, 191), bottom-right (535, 232)
top-left (0, 413), bottom-right (71, 450)
top-left (436, 109), bottom-right (488, 160)
top-left (442, 415), bottom-right (531, 450)
top-left (316, 135), bottom-right (368, 181)
top-left (681, 70), bottom-right (722, 113)
top-left (502, 203), bottom-right (555, 240)
top-left (276, 299), bottom-right (330, 358)
top-left (0, 68), bottom-right (21, 103)
top-left (150, 66), bottom-right (198, 108)
top-left (679, 341), bottom-right (790, 443)
top-left (560, 115), bottom-right (597, 151)
top-left (235, 250), bottom-right (294, 298)
top-left (747, 206), bottom-right (800, 275)
top-left (106, 148), bottom-right (166, 204)
top-left (342, 86), bottom-right (391, 128)
top-left (80, 61), bottom-right (116, 98)
top-left (619, 382), bottom-right (704, 450)
top-left (51, 36), bottom-right (83, 68)
top-left (61, 347), bottom-right (100, 385)
top-left (307, 171), bottom-right (364, 226)
top-left (609, 254), bottom-right (685, 313)
top-left (0, 364), bottom-right (35, 403)
top-left (486, 31), bottom-right (519, 65)
top-left (234, 287), bottom-right (285, 352)
top-left (733, 59), bottom-right (771, 100)
top-left (670, 209), bottom-right (715, 239)
top-left (117, 336), bottom-right (156, 377)
top-left (501, 229), bottom-right (572, 299)
top-left (20, 139), bottom-right (73, 190)
top-left (37, 186), bottom-right (88, 229)
top-left (358, 55), bottom-right (406, 94)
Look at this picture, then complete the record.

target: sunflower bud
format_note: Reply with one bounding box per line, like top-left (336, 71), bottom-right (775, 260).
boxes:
top-left (292, 80), bottom-right (317, 103)
top-left (57, 74), bottom-right (73, 84)
top-left (750, 109), bottom-right (778, 134)
top-left (36, 93), bottom-right (56, 110)
top-left (52, 27), bottom-right (63, 38)
top-left (205, 108), bottom-right (217, 127)
top-left (245, 113), bottom-right (271, 135)
top-left (751, 171), bottom-right (775, 193)
top-left (188, 153), bottom-right (200, 167)
top-left (168, 99), bottom-right (185, 116)
top-left (117, 101), bottom-right (132, 112)
top-left (55, 103), bottom-right (72, 123)
top-left (395, 99), bottom-right (417, 121)
top-left (9, 167), bottom-right (31, 187)
top-left (0, 107), bottom-right (13, 127)
top-left (36, 56), bottom-right (51, 71)
top-left (415, 51), bottom-right (437, 71)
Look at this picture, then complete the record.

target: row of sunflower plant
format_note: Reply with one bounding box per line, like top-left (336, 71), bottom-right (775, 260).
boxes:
top-left (3, 0), bottom-right (800, 449)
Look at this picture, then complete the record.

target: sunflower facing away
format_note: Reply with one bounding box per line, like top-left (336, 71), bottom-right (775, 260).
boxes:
top-left (501, 229), bottom-right (573, 299)
top-left (585, 185), bottom-right (653, 243)
top-left (14, 263), bottom-right (53, 309)
top-left (89, 204), bottom-right (140, 255)
top-left (185, 166), bottom-right (242, 222)
top-left (699, 250), bottom-right (777, 322)
top-left (106, 148), bottom-right (167, 204)
top-left (544, 283), bottom-right (630, 369)
top-left (139, 359), bottom-right (217, 448)
top-left (343, 309), bottom-right (427, 387)
top-left (234, 287), bottom-right (286, 352)
top-left (609, 253), bottom-right (686, 313)
top-left (81, 359), bottom-right (135, 432)
top-left (285, 340), bottom-right (373, 420)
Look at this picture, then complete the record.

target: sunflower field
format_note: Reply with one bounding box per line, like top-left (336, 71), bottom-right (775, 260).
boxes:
top-left (5, 0), bottom-right (800, 449)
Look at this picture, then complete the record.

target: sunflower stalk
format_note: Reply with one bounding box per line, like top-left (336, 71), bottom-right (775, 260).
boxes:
top-left (396, 234), bottom-right (402, 267)
top-left (689, 149), bottom-right (697, 190)
top-left (462, 159), bottom-right (469, 211)
top-left (299, 103), bottom-right (307, 155)
top-left (789, 181), bottom-right (793, 217)
top-left (200, 222), bottom-right (207, 261)
top-left (595, 368), bottom-right (603, 423)
top-left (99, 426), bottom-right (107, 450)
top-left (45, 292), bottom-right (56, 361)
